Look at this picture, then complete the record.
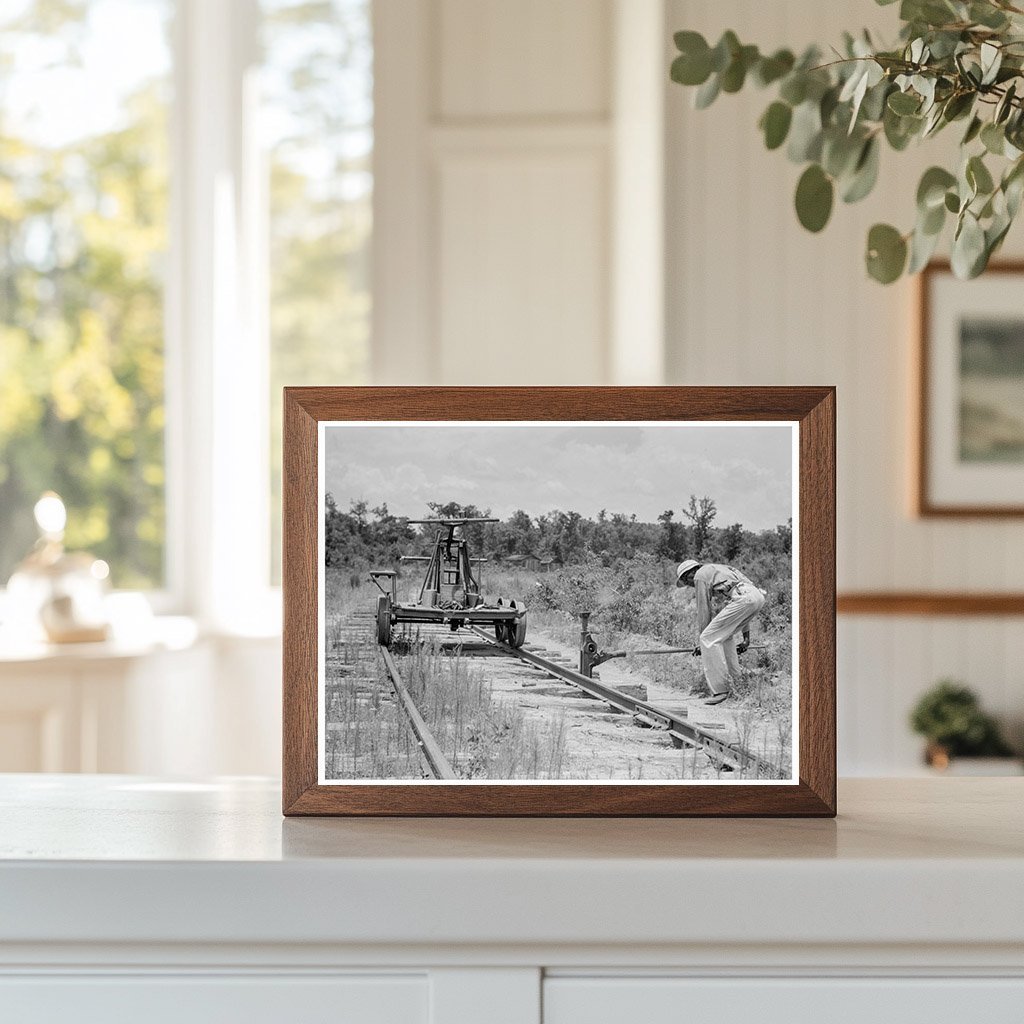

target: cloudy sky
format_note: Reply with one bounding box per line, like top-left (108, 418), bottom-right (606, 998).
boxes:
top-left (323, 422), bottom-right (794, 531)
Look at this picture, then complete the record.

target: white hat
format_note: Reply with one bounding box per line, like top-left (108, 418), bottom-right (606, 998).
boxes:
top-left (676, 559), bottom-right (701, 584)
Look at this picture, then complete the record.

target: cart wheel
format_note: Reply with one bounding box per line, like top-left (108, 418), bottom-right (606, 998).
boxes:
top-left (508, 601), bottom-right (527, 649)
top-left (511, 613), bottom-right (527, 649)
top-left (376, 594), bottom-right (392, 646)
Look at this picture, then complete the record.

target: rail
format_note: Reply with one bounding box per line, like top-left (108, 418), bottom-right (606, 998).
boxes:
top-left (466, 626), bottom-right (779, 778)
top-left (378, 645), bottom-right (457, 780)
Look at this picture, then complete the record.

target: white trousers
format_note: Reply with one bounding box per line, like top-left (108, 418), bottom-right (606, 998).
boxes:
top-left (699, 584), bottom-right (766, 695)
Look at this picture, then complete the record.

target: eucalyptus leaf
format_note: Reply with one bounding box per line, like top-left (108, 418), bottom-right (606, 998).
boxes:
top-left (917, 166), bottom-right (957, 210)
top-left (888, 90), bottom-right (921, 115)
top-left (921, 199), bottom-right (946, 235)
top-left (721, 44), bottom-right (759, 93)
top-left (760, 101), bottom-right (793, 150)
top-left (822, 128), bottom-right (863, 178)
top-left (981, 121), bottom-right (1006, 155)
top-left (970, 2), bottom-right (1009, 30)
top-left (884, 106), bottom-right (922, 150)
top-left (754, 49), bottom-right (795, 87)
top-left (996, 82), bottom-right (1017, 124)
top-left (795, 164), bottom-right (834, 232)
top-left (967, 154), bottom-right (995, 195)
top-left (952, 212), bottom-right (987, 278)
top-left (908, 221), bottom-right (943, 273)
top-left (866, 223), bottom-right (908, 283)
top-left (787, 100), bottom-right (823, 162)
top-left (842, 137), bottom-right (880, 203)
top-left (694, 73), bottom-right (721, 109)
top-left (980, 42), bottom-right (1002, 86)
top-left (710, 31), bottom-right (740, 73)
top-left (962, 115), bottom-right (983, 145)
top-left (779, 73), bottom-right (807, 106)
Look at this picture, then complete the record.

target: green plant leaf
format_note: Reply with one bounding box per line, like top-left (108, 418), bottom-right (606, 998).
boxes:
top-left (981, 121), bottom-right (1005, 155)
top-left (822, 128), bottom-right (862, 178)
top-left (884, 106), bottom-right (922, 150)
top-left (952, 212), bottom-right (987, 278)
top-left (842, 137), bottom-right (880, 203)
top-left (944, 190), bottom-right (960, 213)
top-left (754, 49), bottom-right (795, 87)
top-left (795, 164), bottom-right (834, 232)
top-left (671, 32), bottom-right (713, 86)
top-left (970, 2), bottom-right (1009, 29)
top-left (866, 223), bottom-right (907, 283)
top-left (962, 115), bottom-right (983, 145)
top-left (760, 101), bottom-right (792, 150)
top-left (917, 166), bottom-right (957, 210)
top-left (980, 41), bottom-right (1002, 86)
top-left (710, 30), bottom-right (740, 73)
top-left (888, 90), bottom-right (921, 115)
top-left (779, 73), bottom-right (807, 106)
top-left (908, 221), bottom-right (942, 273)
top-left (721, 44), bottom-right (759, 92)
top-left (967, 154), bottom-right (995, 195)
top-left (996, 82), bottom-right (1017, 125)
top-left (694, 73), bottom-right (721, 109)
top-left (942, 91), bottom-right (974, 123)
top-left (787, 101), bottom-right (823, 162)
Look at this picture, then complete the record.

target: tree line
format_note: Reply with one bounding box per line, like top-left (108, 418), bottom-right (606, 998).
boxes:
top-left (324, 495), bottom-right (793, 575)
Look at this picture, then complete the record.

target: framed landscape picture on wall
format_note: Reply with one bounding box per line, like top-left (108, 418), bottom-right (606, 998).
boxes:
top-left (282, 387), bottom-right (836, 817)
top-left (918, 262), bottom-right (1024, 516)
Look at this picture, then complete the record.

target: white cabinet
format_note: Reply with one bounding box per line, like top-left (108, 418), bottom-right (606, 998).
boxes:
top-left (2, 777), bottom-right (1023, 1023)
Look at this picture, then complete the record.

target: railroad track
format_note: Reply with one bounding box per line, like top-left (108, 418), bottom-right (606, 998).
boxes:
top-left (353, 616), bottom-right (781, 781)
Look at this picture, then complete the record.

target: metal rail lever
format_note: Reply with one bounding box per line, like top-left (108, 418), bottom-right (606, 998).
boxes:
top-left (578, 611), bottom-right (765, 678)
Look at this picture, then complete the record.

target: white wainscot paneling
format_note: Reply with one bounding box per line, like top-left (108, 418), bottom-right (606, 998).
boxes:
top-left (544, 977), bottom-right (1024, 1024)
top-left (837, 617), bottom-right (1024, 775)
top-left (437, 150), bottom-right (608, 384)
top-left (0, 974), bottom-right (427, 1024)
top-left (437, 0), bottom-right (610, 120)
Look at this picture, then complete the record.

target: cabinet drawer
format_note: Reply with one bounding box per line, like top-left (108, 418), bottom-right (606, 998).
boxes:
top-left (544, 977), bottom-right (1024, 1024)
top-left (0, 974), bottom-right (427, 1024)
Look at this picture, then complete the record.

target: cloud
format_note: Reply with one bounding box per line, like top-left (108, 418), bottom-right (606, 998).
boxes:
top-left (324, 422), bottom-right (794, 530)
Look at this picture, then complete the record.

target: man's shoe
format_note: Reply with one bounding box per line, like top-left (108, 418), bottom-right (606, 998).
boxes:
top-left (704, 692), bottom-right (730, 706)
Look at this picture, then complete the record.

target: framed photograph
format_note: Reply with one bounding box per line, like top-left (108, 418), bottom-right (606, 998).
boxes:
top-left (283, 387), bottom-right (835, 816)
top-left (917, 261), bottom-right (1024, 516)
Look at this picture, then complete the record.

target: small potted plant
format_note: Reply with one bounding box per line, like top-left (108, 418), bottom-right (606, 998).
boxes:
top-left (910, 680), bottom-right (1019, 773)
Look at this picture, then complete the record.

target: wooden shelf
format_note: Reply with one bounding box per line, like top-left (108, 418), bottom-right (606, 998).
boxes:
top-left (838, 592), bottom-right (1024, 616)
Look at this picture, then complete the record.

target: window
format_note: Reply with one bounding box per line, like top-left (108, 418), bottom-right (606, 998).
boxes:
top-left (261, 0), bottom-right (373, 580)
top-left (0, 0), bottom-right (172, 589)
top-left (0, 0), bottom-right (373, 615)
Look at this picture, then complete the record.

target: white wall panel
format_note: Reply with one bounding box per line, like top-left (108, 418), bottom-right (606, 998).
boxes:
top-left (665, 0), bottom-right (1024, 774)
top-left (438, 0), bottom-right (610, 120)
top-left (437, 151), bottom-right (608, 384)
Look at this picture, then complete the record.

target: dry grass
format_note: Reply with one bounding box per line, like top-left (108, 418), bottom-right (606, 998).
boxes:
top-left (399, 638), bottom-right (571, 780)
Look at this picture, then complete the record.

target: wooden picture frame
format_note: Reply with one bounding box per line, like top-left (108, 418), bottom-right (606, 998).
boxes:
top-left (916, 261), bottom-right (1024, 517)
top-left (283, 387), bottom-right (836, 817)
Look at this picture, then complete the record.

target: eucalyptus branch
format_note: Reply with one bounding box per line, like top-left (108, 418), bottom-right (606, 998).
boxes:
top-left (670, 0), bottom-right (1024, 283)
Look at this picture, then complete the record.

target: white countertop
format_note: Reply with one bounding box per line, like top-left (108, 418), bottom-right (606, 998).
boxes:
top-left (2, 775), bottom-right (1022, 952)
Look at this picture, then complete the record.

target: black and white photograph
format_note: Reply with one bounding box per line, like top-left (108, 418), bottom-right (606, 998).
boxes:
top-left (318, 421), bottom-right (798, 784)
